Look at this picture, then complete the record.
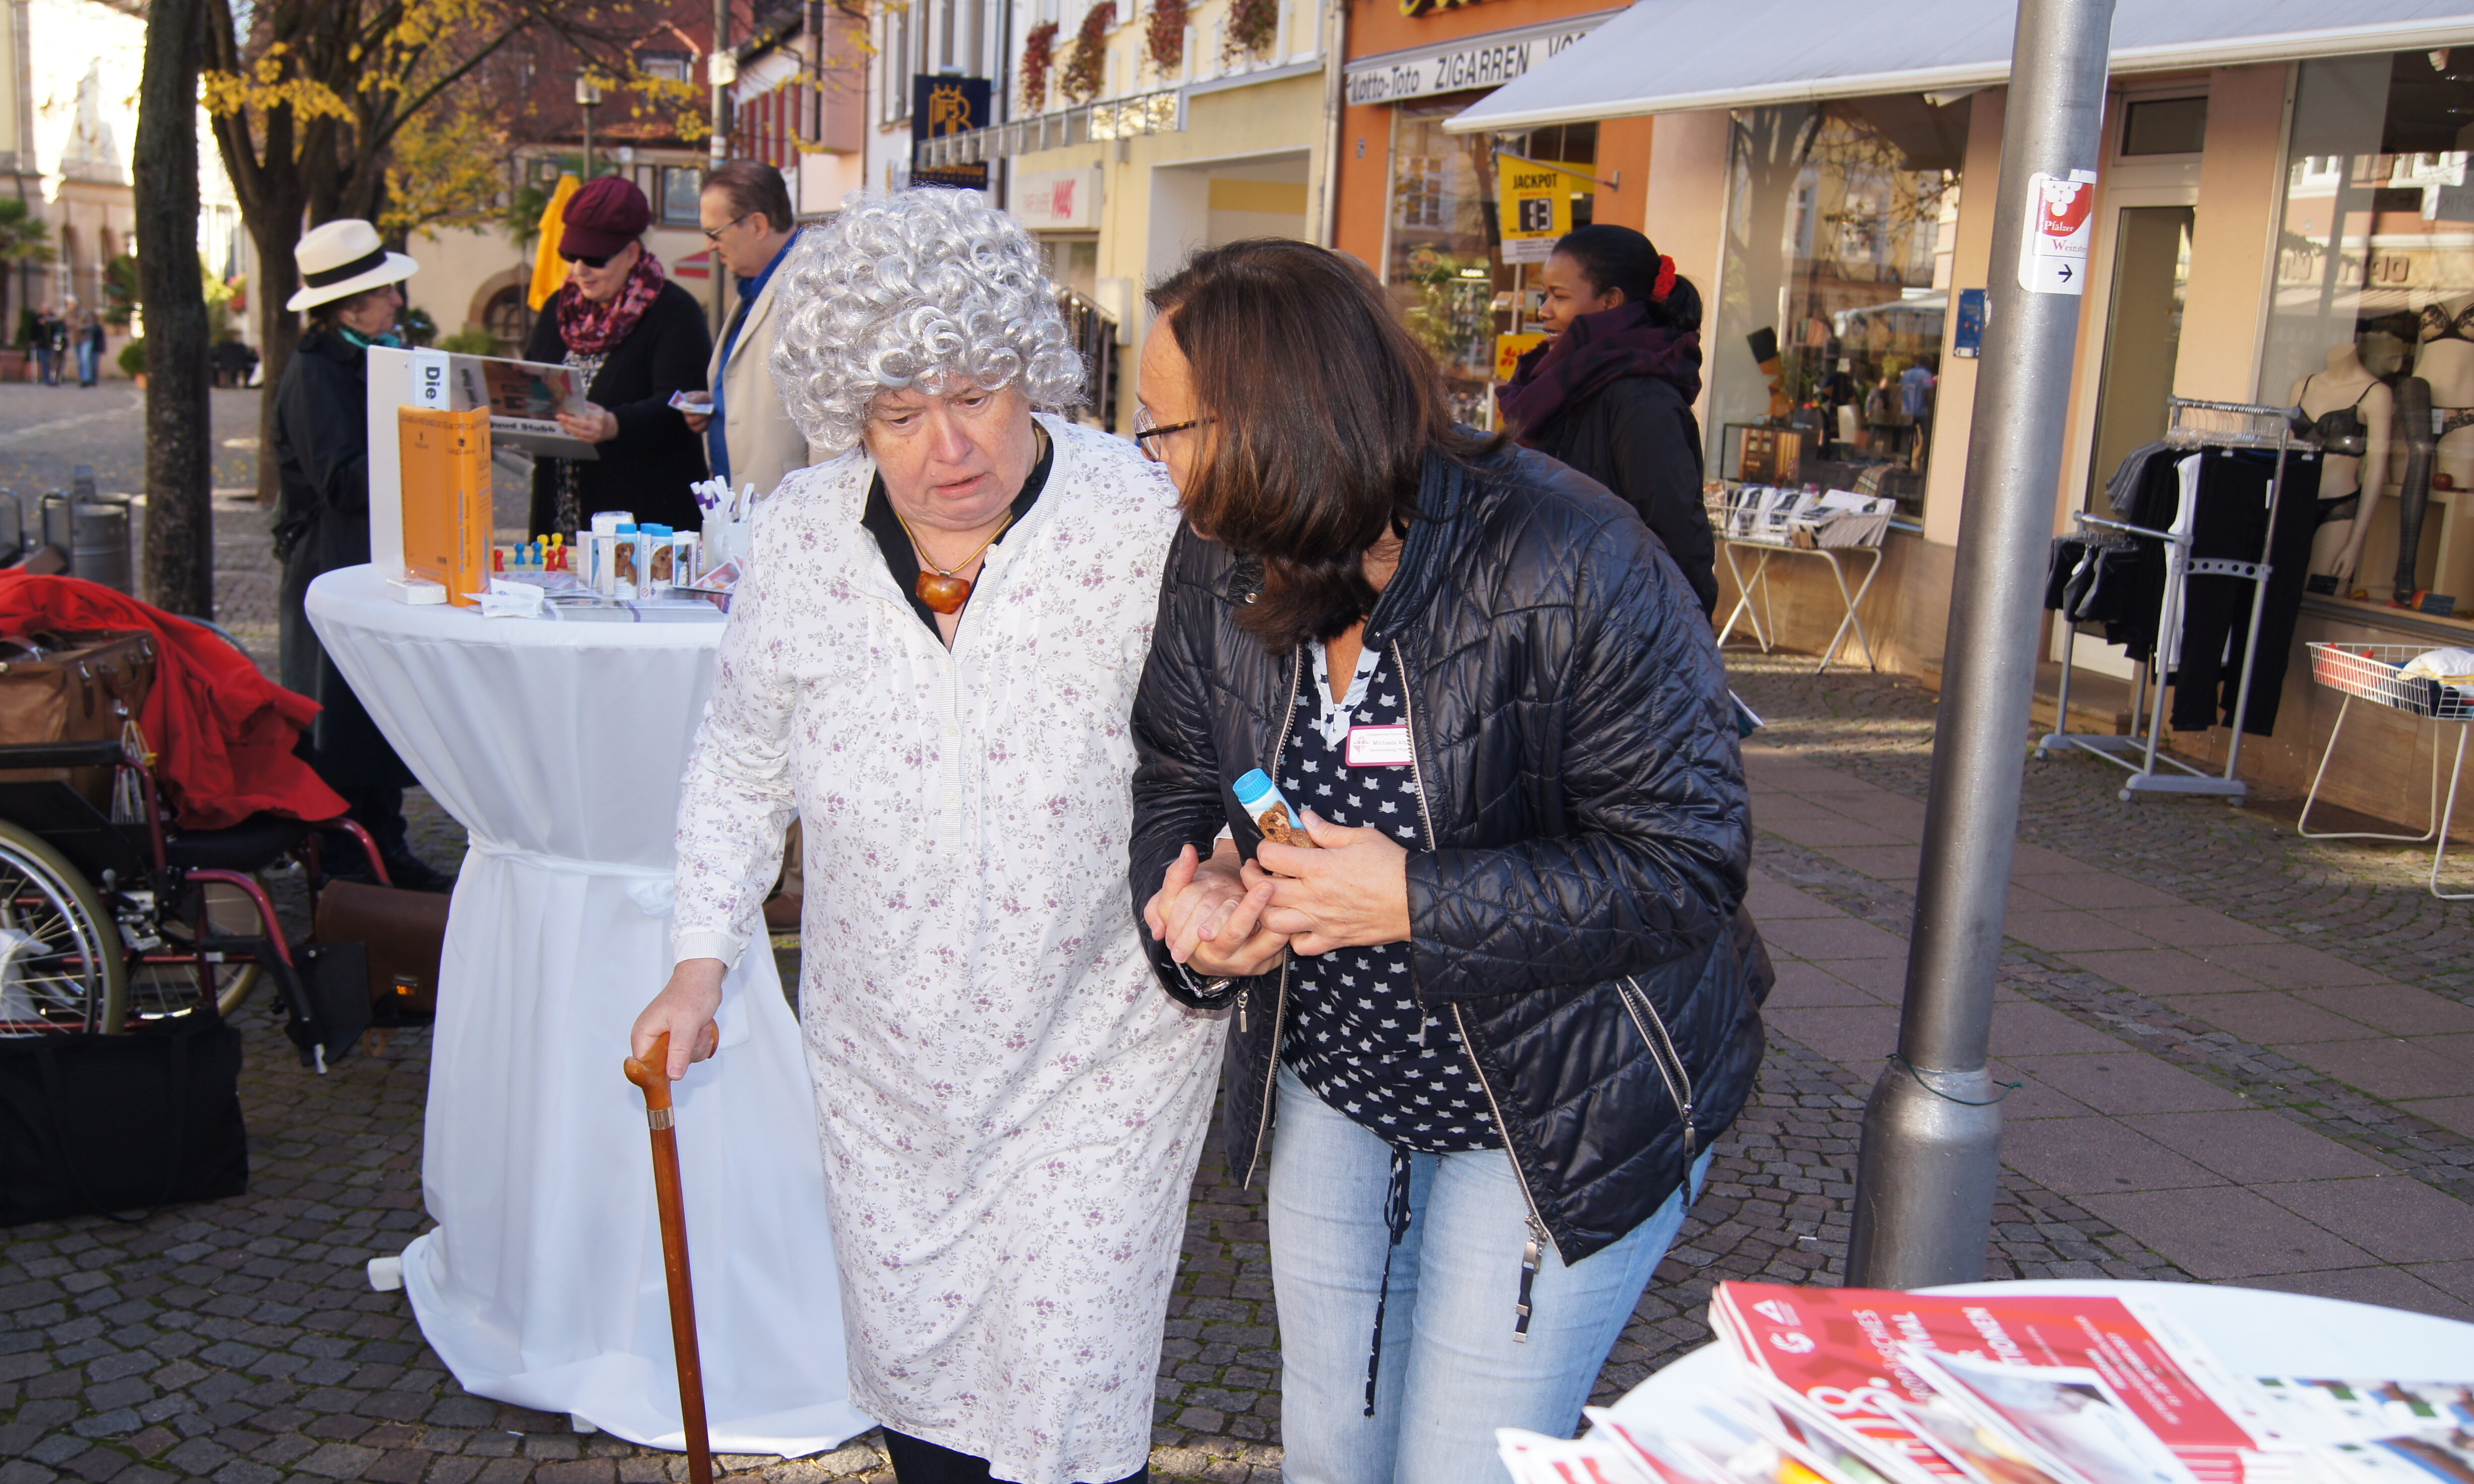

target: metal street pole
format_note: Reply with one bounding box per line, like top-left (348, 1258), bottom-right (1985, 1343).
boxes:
top-left (1846, 0), bottom-right (2116, 1289)
top-left (577, 76), bottom-right (601, 180)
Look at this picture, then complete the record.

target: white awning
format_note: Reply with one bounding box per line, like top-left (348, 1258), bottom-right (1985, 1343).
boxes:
top-left (1442, 0), bottom-right (2474, 133)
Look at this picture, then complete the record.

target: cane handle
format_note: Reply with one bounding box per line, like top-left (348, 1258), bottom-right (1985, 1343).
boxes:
top-left (624, 1030), bottom-right (674, 1112)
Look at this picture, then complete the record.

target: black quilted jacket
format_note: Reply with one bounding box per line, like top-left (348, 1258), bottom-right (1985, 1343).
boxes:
top-left (1127, 442), bottom-right (1768, 1265)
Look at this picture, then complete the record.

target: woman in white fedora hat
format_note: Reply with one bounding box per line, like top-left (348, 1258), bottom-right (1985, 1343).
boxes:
top-left (270, 218), bottom-right (454, 892)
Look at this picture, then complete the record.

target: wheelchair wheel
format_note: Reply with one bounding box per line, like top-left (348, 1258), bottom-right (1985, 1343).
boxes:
top-left (0, 817), bottom-right (129, 1034)
top-left (128, 879), bottom-right (264, 1022)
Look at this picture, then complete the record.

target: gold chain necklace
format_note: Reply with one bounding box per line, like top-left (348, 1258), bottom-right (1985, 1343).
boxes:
top-left (896, 508), bottom-right (1014, 614)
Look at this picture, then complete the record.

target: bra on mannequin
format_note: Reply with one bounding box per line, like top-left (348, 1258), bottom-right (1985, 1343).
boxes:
top-left (2423, 303), bottom-right (2474, 344)
top-left (2298, 373), bottom-right (2376, 456)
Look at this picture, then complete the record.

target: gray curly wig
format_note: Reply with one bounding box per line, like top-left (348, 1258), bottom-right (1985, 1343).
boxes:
top-left (767, 189), bottom-right (1084, 456)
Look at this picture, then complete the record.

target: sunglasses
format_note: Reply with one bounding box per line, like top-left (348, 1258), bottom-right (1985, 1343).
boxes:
top-left (560, 249), bottom-right (619, 269)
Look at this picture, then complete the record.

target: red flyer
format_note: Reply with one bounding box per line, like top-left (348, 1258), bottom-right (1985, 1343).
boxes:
top-left (1710, 1285), bottom-right (2262, 1483)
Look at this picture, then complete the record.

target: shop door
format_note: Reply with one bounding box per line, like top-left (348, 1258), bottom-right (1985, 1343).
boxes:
top-left (2085, 205), bottom-right (2194, 508)
top-left (2058, 203), bottom-right (2193, 680)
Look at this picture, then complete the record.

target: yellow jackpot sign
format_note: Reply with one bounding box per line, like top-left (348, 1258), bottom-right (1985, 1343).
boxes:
top-left (1497, 156), bottom-right (1585, 264)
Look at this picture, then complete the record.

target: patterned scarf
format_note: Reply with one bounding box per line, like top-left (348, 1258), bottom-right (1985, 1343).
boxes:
top-left (555, 248), bottom-right (666, 355)
top-left (1498, 301), bottom-right (1702, 446)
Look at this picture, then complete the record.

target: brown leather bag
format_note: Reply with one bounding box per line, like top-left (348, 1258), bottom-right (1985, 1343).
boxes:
top-left (0, 630), bottom-right (157, 807)
top-left (315, 880), bottom-right (450, 1021)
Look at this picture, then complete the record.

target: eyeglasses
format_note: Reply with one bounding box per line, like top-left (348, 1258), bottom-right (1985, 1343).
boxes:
top-left (701, 212), bottom-right (752, 242)
top-left (559, 250), bottom-right (615, 269)
top-left (1133, 405), bottom-right (1210, 463)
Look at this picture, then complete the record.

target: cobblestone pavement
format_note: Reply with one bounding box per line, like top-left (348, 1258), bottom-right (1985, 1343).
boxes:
top-left (5, 387), bottom-right (2468, 1484)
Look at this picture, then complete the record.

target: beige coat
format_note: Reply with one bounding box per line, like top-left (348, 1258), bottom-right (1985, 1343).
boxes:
top-left (708, 250), bottom-right (816, 500)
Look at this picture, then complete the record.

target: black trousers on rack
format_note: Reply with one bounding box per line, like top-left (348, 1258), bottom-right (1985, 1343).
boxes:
top-left (2169, 451), bottom-right (2319, 734)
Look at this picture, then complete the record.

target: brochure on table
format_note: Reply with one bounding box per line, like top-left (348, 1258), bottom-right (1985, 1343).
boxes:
top-left (1495, 1282), bottom-right (2474, 1484)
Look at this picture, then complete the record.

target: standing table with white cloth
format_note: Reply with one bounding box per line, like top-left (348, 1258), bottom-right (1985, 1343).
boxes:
top-left (307, 564), bottom-right (869, 1457)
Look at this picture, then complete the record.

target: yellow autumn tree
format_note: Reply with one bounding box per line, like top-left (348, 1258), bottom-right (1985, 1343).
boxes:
top-left (201, 0), bottom-right (654, 498)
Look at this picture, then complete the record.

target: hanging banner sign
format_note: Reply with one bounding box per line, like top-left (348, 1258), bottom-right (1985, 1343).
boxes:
top-left (1497, 157), bottom-right (1588, 264)
top-left (911, 74), bottom-right (992, 191)
top-left (2017, 169), bottom-right (2097, 294)
top-left (1344, 12), bottom-right (1619, 106)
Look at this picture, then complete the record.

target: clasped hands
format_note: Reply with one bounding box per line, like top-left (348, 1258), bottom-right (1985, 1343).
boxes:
top-left (1141, 811), bottom-right (1411, 979)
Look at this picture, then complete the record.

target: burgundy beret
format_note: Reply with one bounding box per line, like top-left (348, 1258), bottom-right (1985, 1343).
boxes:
top-left (560, 176), bottom-right (653, 259)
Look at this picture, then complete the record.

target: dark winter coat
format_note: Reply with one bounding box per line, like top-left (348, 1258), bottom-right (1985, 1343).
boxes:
top-left (1525, 376), bottom-right (1719, 616)
top-left (1127, 443), bottom-right (1768, 1264)
top-left (523, 280), bottom-right (712, 534)
top-left (271, 331), bottom-right (413, 791)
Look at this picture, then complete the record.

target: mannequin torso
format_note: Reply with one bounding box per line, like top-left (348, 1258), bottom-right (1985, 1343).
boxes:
top-left (2302, 345), bottom-right (2395, 584)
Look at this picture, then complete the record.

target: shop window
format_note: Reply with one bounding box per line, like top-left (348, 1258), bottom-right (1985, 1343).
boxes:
top-left (2261, 50), bottom-right (2474, 403)
top-left (2260, 49), bottom-right (2474, 598)
top-left (659, 165), bottom-right (704, 226)
top-left (1708, 98), bottom-right (1967, 518)
top-left (1382, 107), bottom-right (1597, 425)
top-left (2121, 96), bottom-right (2207, 157)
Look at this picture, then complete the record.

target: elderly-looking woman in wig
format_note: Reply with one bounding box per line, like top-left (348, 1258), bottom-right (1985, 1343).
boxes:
top-left (631, 190), bottom-right (1220, 1484)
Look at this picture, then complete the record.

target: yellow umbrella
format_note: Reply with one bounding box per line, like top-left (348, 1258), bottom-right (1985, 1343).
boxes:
top-left (527, 173), bottom-right (581, 312)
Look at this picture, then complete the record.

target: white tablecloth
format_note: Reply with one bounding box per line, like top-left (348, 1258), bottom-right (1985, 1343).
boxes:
top-left (307, 565), bottom-right (869, 1457)
top-left (1615, 1279), bottom-right (2474, 1415)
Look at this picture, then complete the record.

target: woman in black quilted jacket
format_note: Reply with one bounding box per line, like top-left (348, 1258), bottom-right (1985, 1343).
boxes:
top-left (1126, 239), bottom-right (1766, 1483)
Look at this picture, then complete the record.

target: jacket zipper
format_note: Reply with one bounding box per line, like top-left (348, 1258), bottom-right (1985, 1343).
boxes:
top-left (1394, 645), bottom-right (1439, 1048)
top-left (1239, 647), bottom-right (1307, 1190)
top-left (1400, 649), bottom-right (1556, 1337)
top-left (1619, 976), bottom-right (1699, 1161)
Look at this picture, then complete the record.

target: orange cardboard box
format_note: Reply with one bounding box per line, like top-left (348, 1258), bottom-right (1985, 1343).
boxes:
top-left (399, 406), bottom-right (491, 606)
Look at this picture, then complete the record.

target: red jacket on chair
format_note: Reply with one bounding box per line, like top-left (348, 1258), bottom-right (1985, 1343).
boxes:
top-left (0, 574), bottom-right (348, 829)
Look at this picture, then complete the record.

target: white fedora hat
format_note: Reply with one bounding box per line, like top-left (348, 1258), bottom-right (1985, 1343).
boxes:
top-left (287, 218), bottom-right (418, 312)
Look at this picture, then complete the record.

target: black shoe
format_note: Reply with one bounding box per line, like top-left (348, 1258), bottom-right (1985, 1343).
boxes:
top-left (380, 852), bottom-right (457, 894)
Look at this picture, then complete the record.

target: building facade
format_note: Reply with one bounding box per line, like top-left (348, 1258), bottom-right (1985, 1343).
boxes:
top-left (875, 0), bottom-right (1332, 430)
top-left (1330, 0), bottom-right (1645, 424)
top-left (1445, 3), bottom-right (2474, 828)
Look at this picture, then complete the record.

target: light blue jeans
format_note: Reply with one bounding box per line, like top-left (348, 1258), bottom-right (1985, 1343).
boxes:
top-left (1267, 1064), bottom-right (1712, 1484)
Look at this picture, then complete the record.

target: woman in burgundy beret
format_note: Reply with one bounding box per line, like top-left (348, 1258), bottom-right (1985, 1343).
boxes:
top-left (525, 175), bottom-right (714, 535)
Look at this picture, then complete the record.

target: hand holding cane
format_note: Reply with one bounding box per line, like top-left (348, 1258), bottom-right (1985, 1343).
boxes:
top-left (623, 1030), bottom-right (714, 1484)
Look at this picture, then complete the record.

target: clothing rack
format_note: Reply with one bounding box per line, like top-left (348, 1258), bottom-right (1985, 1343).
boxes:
top-left (2035, 397), bottom-right (2315, 804)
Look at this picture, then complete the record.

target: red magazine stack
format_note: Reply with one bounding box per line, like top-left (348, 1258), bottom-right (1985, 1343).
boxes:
top-left (1708, 1284), bottom-right (2268, 1484)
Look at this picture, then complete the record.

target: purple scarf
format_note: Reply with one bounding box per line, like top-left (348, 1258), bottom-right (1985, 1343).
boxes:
top-left (1498, 301), bottom-right (1702, 446)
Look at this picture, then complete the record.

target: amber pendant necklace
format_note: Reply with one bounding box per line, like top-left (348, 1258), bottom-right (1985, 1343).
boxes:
top-left (897, 509), bottom-right (1014, 614)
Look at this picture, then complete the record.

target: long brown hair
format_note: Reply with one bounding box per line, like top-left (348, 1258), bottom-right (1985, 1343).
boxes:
top-left (1148, 239), bottom-right (1502, 652)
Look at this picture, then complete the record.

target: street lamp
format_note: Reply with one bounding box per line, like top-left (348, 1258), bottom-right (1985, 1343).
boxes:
top-left (576, 75), bottom-right (604, 179)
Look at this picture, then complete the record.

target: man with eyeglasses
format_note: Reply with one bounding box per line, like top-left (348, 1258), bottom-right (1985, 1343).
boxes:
top-left (691, 161), bottom-right (816, 506)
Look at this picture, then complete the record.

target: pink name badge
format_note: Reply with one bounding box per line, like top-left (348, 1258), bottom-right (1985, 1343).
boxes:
top-left (1346, 724), bottom-right (1414, 768)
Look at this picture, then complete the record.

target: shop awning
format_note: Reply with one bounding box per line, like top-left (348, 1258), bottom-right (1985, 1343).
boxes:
top-left (1442, 0), bottom-right (2474, 133)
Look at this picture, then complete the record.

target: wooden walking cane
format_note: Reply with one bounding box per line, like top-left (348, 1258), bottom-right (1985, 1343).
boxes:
top-left (623, 1031), bottom-right (715, 1484)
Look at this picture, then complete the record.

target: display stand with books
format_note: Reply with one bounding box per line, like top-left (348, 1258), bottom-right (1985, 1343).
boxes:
top-left (1499, 1280), bottom-right (2472, 1484)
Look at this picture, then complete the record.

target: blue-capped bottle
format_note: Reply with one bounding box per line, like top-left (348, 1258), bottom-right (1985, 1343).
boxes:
top-left (1232, 769), bottom-right (1314, 849)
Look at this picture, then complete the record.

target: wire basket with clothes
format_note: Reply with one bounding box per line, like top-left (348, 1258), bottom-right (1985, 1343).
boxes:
top-left (2306, 642), bottom-right (2474, 720)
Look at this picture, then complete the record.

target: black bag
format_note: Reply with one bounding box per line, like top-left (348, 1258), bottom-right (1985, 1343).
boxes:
top-left (0, 1010), bottom-right (248, 1224)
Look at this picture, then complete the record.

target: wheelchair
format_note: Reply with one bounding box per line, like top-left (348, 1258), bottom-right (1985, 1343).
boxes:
top-left (0, 731), bottom-right (391, 1067)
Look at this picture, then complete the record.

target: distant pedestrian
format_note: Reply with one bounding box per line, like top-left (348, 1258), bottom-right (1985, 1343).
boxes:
top-left (31, 304), bottom-right (61, 385)
top-left (1500, 224), bottom-right (1718, 615)
top-left (271, 217), bottom-right (455, 894)
top-left (73, 303), bottom-right (102, 387)
top-left (524, 175), bottom-right (711, 536)
top-left (690, 160), bottom-right (814, 501)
